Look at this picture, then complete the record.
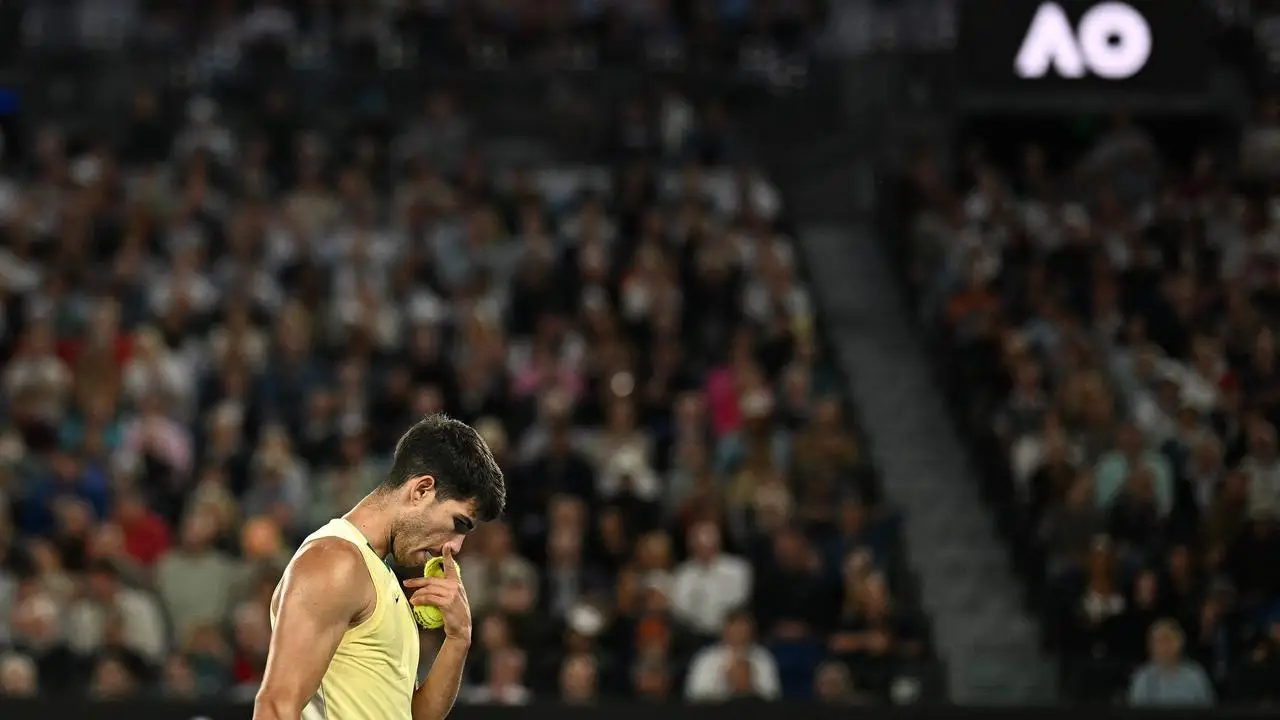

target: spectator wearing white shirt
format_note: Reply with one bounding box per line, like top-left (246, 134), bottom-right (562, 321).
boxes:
top-left (206, 299), bottom-right (269, 373)
top-left (1180, 338), bottom-right (1228, 414)
top-left (324, 198), bottom-right (400, 279)
top-left (3, 320), bottom-right (71, 426)
top-left (743, 243), bottom-right (811, 330)
top-left (598, 445), bottom-right (662, 505)
top-left (657, 86), bottom-right (695, 158)
top-left (1241, 422), bottom-right (1280, 520)
top-left (0, 242), bottom-right (41, 296)
top-left (671, 521), bottom-right (752, 637)
top-left (328, 275), bottom-right (403, 351)
top-left (585, 396), bottom-right (654, 482)
top-left (283, 153), bottom-right (340, 241)
top-left (173, 97), bottom-right (236, 169)
top-left (66, 561), bottom-right (169, 666)
top-left (238, 0), bottom-right (297, 45)
top-left (150, 243), bottom-right (219, 319)
top-left (714, 166), bottom-right (781, 221)
top-left (117, 392), bottom-right (194, 483)
top-left (1132, 374), bottom-right (1181, 448)
top-left (685, 609), bottom-right (781, 702)
top-left (122, 328), bottom-right (195, 416)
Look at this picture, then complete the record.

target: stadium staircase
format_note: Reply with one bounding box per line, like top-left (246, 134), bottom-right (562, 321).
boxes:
top-left (750, 61), bottom-right (1058, 705)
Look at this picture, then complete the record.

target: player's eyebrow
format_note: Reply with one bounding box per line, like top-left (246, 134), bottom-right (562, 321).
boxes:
top-left (453, 515), bottom-right (476, 534)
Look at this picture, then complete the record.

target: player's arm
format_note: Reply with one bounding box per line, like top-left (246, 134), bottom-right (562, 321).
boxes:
top-left (411, 633), bottom-right (470, 720)
top-left (254, 539), bottom-right (372, 720)
top-left (405, 548), bottom-right (471, 720)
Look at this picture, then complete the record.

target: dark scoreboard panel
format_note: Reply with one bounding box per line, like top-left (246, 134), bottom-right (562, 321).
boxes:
top-left (958, 0), bottom-right (1214, 107)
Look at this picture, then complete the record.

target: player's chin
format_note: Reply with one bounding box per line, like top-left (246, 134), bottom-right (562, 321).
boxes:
top-left (394, 549), bottom-right (430, 568)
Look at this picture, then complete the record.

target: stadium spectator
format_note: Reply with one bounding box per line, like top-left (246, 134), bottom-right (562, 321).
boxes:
top-left (462, 647), bottom-right (533, 706)
top-left (632, 653), bottom-right (675, 701)
top-left (752, 524), bottom-right (826, 639)
top-left (671, 521), bottom-right (752, 638)
top-left (1127, 619), bottom-right (1215, 707)
top-left (826, 570), bottom-right (923, 698)
top-left (89, 653), bottom-right (138, 700)
top-left (0, 650), bottom-right (38, 697)
top-left (6, 587), bottom-right (72, 692)
top-left (154, 508), bottom-right (242, 647)
top-left (160, 654), bottom-right (201, 699)
top-left (559, 652), bottom-right (600, 705)
top-left (684, 609), bottom-right (781, 702)
top-left (813, 660), bottom-right (859, 705)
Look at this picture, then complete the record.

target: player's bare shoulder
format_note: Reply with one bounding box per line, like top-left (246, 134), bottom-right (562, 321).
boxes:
top-left (257, 538), bottom-right (379, 720)
top-left (272, 536), bottom-right (376, 627)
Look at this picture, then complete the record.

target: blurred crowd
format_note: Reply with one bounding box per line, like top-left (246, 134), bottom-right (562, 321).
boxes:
top-left (0, 7), bottom-right (931, 703)
top-left (897, 110), bottom-right (1280, 705)
top-left (11, 0), bottom-right (828, 73)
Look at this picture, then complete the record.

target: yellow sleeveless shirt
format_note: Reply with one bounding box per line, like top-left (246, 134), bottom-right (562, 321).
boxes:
top-left (271, 518), bottom-right (421, 720)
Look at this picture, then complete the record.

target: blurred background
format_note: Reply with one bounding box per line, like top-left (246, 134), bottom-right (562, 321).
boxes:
top-left (0, 0), bottom-right (1276, 712)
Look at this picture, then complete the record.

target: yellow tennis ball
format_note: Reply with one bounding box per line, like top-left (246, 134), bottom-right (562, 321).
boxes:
top-left (412, 556), bottom-right (462, 630)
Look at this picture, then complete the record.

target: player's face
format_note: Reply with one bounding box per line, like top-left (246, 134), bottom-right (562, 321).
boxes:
top-left (390, 477), bottom-right (478, 568)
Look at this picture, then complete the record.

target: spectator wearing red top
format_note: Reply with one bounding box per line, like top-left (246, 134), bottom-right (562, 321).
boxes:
top-left (56, 299), bottom-right (134, 378)
top-left (229, 602), bottom-right (271, 696)
top-left (113, 491), bottom-right (171, 567)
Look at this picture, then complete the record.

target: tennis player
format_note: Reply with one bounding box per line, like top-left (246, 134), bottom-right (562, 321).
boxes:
top-left (254, 414), bottom-right (506, 720)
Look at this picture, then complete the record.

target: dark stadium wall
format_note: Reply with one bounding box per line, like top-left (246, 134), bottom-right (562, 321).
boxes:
top-left (0, 700), bottom-right (1272, 720)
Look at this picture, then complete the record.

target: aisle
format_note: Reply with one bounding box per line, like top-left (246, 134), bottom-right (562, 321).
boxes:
top-left (796, 217), bottom-right (1057, 705)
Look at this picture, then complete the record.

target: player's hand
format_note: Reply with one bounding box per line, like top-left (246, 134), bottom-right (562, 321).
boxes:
top-left (404, 547), bottom-right (472, 642)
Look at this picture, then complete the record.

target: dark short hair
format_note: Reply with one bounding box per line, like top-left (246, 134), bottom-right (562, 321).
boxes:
top-left (725, 607), bottom-right (754, 627)
top-left (384, 414), bottom-right (506, 522)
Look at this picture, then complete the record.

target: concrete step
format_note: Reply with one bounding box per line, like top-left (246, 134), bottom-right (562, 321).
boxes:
top-left (797, 219), bottom-right (1058, 704)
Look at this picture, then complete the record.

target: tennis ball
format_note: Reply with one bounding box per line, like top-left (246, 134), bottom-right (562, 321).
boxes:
top-left (412, 556), bottom-right (462, 630)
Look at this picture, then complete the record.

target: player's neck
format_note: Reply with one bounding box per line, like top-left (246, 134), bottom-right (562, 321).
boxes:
top-left (343, 496), bottom-right (393, 559)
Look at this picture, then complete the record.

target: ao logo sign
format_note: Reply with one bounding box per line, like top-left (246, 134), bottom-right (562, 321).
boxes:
top-left (1014, 2), bottom-right (1152, 80)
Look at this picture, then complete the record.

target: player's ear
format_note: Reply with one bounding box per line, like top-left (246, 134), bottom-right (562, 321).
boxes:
top-left (409, 475), bottom-right (436, 503)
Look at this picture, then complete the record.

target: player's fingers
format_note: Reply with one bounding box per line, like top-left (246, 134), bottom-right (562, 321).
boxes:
top-left (442, 547), bottom-right (458, 579)
top-left (412, 581), bottom-right (458, 600)
top-left (406, 577), bottom-right (453, 591)
top-left (425, 578), bottom-right (457, 593)
top-left (411, 580), bottom-right (450, 595)
top-left (410, 588), bottom-right (451, 606)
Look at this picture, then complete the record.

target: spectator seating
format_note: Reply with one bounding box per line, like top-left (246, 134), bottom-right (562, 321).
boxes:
top-left (890, 113), bottom-right (1280, 705)
top-left (0, 0), bottom-right (941, 706)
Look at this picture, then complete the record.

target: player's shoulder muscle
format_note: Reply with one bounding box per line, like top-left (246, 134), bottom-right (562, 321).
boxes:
top-left (259, 538), bottom-right (374, 716)
top-left (274, 536), bottom-right (374, 626)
